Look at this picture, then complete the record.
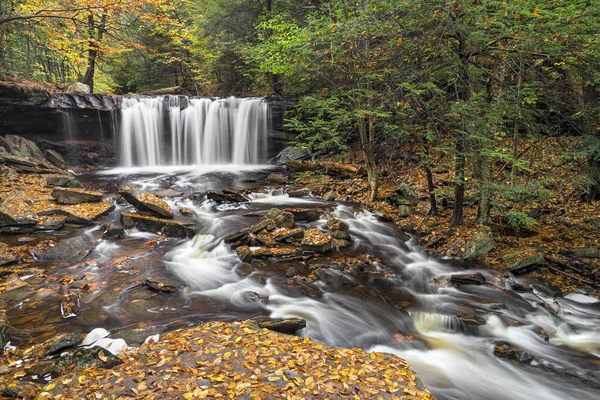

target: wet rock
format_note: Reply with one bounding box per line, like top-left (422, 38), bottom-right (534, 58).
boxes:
top-left (269, 146), bottom-right (310, 166)
top-left (286, 208), bottom-right (321, 222)
top-left (285, 267), bottom-right (297, 277)
top-left (99, 223), bottom-right (125, 240)
top-left (465, 231), bottom-right (494, 260)
top-left (179, 207), bottom-right (194, 216)
top-left (397, 205), bottom-right (413, 218)
top-left (324, 218), bottom-right (349, 231)
top-left (243, 291), bottom-right (269, 305)
top-left (274, 211), bottom-right (295, 228)
top-left (493, 342), bottom-right (534, 364)
top-left (145, 277), bottom-right (185, 293)
top-left (266, 208), bottom-right (281, 219)
top-left (333, 238), bottom-right (351, 249)
top-left (59, 281), bottom-right (81, 318)
top-left (51, 188), bottom-right (103, 204)
top-left (323, 190), bottom-right (335, 201)
top-left (233, 263), bottom-right (254, 277)
top-left (152, 189), bottom-right (184, 198)
top-left (332, 230), bottom-right (352, 241)
top-left (0, 310), bottom-right (9, 354)
top-left (27, 346), bottom-right (122, 379)
top-left (236, 245), bottom-right (253, 263)
top-left (44, 149), bottom-right (66, 169)
top-left (119, 190), bottom-right (173, 218)
top-left (224, 230), bottom-right (249, 244)
top-left (0, 197), bottom-right (39, 227)
top-left (38, 201), bottom-right (115, 225)
top-left (121, 212), bottom-right (195, 238)
top-left (253, 317), bottom-right (307, 334)
top-left (267, 173), bottom-right (288, 184)
top-left (42, 332), bottom-right (86, 356)
top-left (44, 174), bottom-right (82, 188)
top-left (251, 218), bottom-right (276, 233)
top-left (206, 190), bottom-right (248, 203)
top-left (0, 245), bottom-right (21, 266)
top-left (286, 188), bottom-right (310, 198)
top-left (451, 273), bottom-right (486, 286)
top-left (274, 227), bottom-right (305, 242)
top-left (509, 253), bottom-right (544, 275)
top-left (32, 236), bottom-right (92, 263)
top-left (374, 211), bottom-right (394, 222)
top-left (302, 229), bottom-right (332, 253)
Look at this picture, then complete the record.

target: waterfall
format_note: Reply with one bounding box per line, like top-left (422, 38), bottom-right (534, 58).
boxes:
top-left (118, 96), bottom-right (270, 166)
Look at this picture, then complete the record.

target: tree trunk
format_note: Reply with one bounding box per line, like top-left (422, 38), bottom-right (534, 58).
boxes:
top-left (359, 116), bottom-right (378, 202)
top-left (82, 13), bottom-right (107, 93)
top-left (265, 0), bottom-right (282, 95)
top-left (511, 60), bottom-right (524, 186)
top-left (450, 137), bottom-right (465, 226)
top-left (425, 165), bottom-right (437, 216)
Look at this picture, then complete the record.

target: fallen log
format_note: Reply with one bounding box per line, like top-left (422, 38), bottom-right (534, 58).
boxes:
top-left (138, 86), bottom-right (181, 96)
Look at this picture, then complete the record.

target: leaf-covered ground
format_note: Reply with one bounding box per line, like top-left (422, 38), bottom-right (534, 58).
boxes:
top-left (1, 321), bottom-right (433, 399)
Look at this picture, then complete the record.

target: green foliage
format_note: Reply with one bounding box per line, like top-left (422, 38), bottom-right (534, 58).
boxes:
top-left (506, 211), bottom-right (537, 230)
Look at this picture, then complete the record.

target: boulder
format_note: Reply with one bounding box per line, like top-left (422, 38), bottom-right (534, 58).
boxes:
top-left (253, 317), bottom-right (307, 334)
top-left (66, 82), bottom-right (91, 94)
top-left (250, 218), bottom-right (276, 233)
top-left (269, 146), bottom-right (310, 166)
top-left (267, 173), bottom-right (288, 184)
top-left (32, 236), bottom-right (92, 263)
top-left (493, 342), bottom-right (534, 364)
top-left (286, 208), bottom-right (321, 222)
top-left (0, 197), bottom-right (39, 227)
top-left (0, 245), bottom-right (21, 266)
top-left (36, 215), bottom-right (66, 231)
top-left (465, 231), bottom-right (494, 260)
top-left (302, 229), bottom-right (332, 253)
top-left (266, 208), bottom-right (281, 219)
top-left (397, 205), bottom-right (413, 218)
top-left (274, 227), bottom-right (305, 242)
top-left (99, 223), bottom-right (125, 240)
top-left (274, 211), bottom-right (294, 228)
top-left (0, 310), bottom-right (9, 354)
top-left (145, 277), bottom-right (186, 293)
top-left (45, 174), bottom-right (82, 188)
top-left (236, 245), bottom-right (253, 263)
top-left (27, 346), bottom-right (122, 379)
top-left (120, 212), bottom-right (195, 238)
top-left (564, 248), bottom-right (600, 258)
top-left (1, 134), bottom-right (45, 162)
top-left (42, 332), bottom-right (86, 356)
top-left (324, 218), bottom-right (349, 231)
top-left (51, 188), bottom-right (103, 204)
top-left (509, 253), bottom-right (544, 275)
top-left (206, 190), bottom-right (248, 203)
top-left (332, 230), bottom-right (352, 241)
top-left (44, 149), bottom-right (66, 169)
top-left (119, 190), bottom-right (173, 218)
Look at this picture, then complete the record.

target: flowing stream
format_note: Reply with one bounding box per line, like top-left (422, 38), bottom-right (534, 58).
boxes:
top-left (3, 165), bottom-right (600, 399)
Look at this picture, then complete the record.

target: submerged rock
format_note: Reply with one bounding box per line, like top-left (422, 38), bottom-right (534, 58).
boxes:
top-left (32, 236), bottom-right (92, 263)
top-left (121, 212), bottom-right (195, 238)
top-left (51, 187), bottom-right (103, 204)
top-left (152, 189), bottom-right (184, 198)
top-left (99, 223), bottom-right (125, 240)
top-left (451, 273), bottom-right (486, 286)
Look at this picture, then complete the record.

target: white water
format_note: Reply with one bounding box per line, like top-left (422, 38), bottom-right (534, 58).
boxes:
top-left (119, 96), bottom-right (269, 166)
top-left (163, 195), bottom-right (600, 400)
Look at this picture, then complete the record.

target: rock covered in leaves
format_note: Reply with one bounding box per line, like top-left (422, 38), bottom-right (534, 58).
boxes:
top-left (119, 189), bottom-right (174, 218)
top-left (51, 187), bottom-right (103, 204)
top-left (120, 212), bottom-right (195, 238)
top-left (0, 321), bottom-right (432, 399)
top-left (302, 229), bottom-right (333, 253)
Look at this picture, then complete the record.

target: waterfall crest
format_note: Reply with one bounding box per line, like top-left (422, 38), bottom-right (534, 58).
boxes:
top-left (119, 96), bottom-right (270, 166)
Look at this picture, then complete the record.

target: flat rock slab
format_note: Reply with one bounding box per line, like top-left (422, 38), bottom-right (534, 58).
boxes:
top-left (253, 317), bottom-right (307, 334)
top-left (37, 201), bottom-right (115, 225)
top-left (119, 190), bottom-right (173, 218)
top-left (51, 188), bottom-right (103, 204)
top-left (0, 196), bottom-right (39, 227)
top-left (26, 345), bottom-right (122, 379)
top-left (152, 189), bottom-right (184, 198)
top-left (121, 212), bottom-right (195, 238)
top-left (145, 277), bottom-right (186, 293)
top-left (45, 174), bottom-right (82, 188)
top-left (206, 190), bottom-right (248, 203)
top-left (45, 149), bottom-right (66, 169)
top-left (32, 236), bottom-right (92, 263)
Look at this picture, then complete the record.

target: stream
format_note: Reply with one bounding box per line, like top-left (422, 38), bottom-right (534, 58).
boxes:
top-left (3, 165), bottom-right (600, 400)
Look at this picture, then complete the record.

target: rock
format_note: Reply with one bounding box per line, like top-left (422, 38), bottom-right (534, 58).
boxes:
top-left (120, 212), bottom-right (195, 238)
top-left (324, 218), bottom-right (349, 231)
top-left (465, 231), bottom-right (494, 260)
top-left (145, 277), bottom-right (185, 293)
top-left (450, 273), bottom-right (486, 286)
top-left (397, 205), bottom-right (413, 218)
top-left (66, 82), bottom-right (91, 94)
top-left (374, 211), bottom-right (393, 222)
top-left (286, 188), bottom-right (310, 198)
top-left (285, 267), bottom-right (297, 277)
top-left (0, 310), bottom-right (9, 354)
top-left (274, 211), bottom-right (294, 228)
top-left (27, 346), bottom-right (122, 379)
top-left (564, 248), bottom-right (600, 258)
top-left (0, 245), bottom-right (21, 266)
top-left (45, 174), bottom-right (82, 188)
top-left (119, 190), bottom-right (173, 218)
top-left (152, 189), bottom-right (184, 198)
top-left (206, 190), bottom-right (248, 203)
top-left (32, 236), bottom-right (92, 263)
top-left (274, 227), bottom-right (305, 242)
top-left (99, 223), bottom-right (125, 240)
top-left (42, 332), bottom-right (86, 356)
top-left (267, 173), bottom-right (288, 184)
top-left (38, 201), bottom-right (115, 225)
top-left (36, 215), bottom-right (66, 231)
top-left (51, 188), bottom-right (103, 204)
top-left (0, 197), bottom-right (39, 227)
top-left (1, 134), bottom-right (45, 162)
top-left (179, 207), bottom-right (194, 216)
top-left (224, 230), bottom-right (249, 244)
top-left (250, 218), bottom-right (276, 233)
top-left (44, 149), bottom-right (67, 169)
top-left (493, 342), bottom-right (534, 364)
top-left (509, 253), bottom-right (544, 275)
top-left (286, 208), bottom-right (321, 222)
top-left (268, 146), bottom-right (310, 166)
top-left (266, 208), bottom-right (281, 219)
top-left (236, 246), bottom-right (253, 263)
top-left (253, 317), bottom-right (307, 334)
top-left (394, 184), bottom-right (418, 204)
top-left (302, 229), bottom-right (332, 253)
top-left (59, 281), bottom-right (80, 318)
top-left (332, 230), bottom-right (352, 241)
top-left (243, 291), bottom-right (269, 305)
top-left (323, 190), bottom-right (335, 201)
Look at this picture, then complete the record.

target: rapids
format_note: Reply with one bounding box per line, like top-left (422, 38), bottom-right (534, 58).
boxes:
top-left (2, 167), bottom-right (600, 399)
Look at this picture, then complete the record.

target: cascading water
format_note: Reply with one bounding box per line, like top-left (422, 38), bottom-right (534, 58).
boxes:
top-left (118, 96), bottom-right (269, 167)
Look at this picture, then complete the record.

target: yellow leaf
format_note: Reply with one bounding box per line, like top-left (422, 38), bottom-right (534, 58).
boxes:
top-left (183, 393), bottom-right (194, 400)
top-left (44, 383), bottom-right (55, 391)
top-left (305, 376), bottom-right (315, 389)
top-left (78, 375), bottom-right (86, 384)
top-left (396, 37), bottom-right (403, 46)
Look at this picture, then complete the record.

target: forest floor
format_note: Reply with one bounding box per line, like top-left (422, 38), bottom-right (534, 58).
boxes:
top-left (290, 136), bottom-right (600, 298)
